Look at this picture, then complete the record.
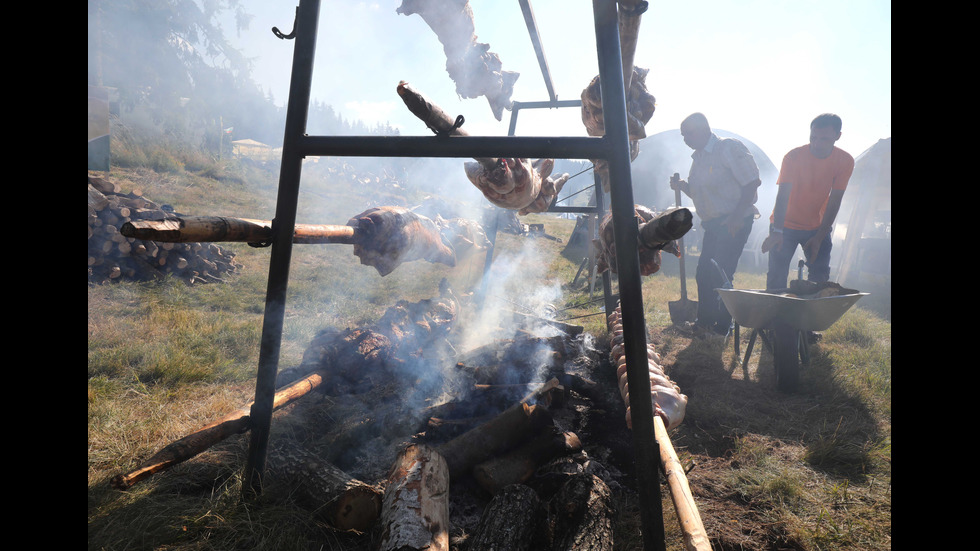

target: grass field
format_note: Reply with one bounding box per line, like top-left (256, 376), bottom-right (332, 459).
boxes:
top-left (89, 152), bottom-right (890, 550)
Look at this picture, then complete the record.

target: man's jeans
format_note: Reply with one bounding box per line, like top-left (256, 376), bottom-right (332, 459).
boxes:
top-left (765, 226), bottom-right (833, 290)
top-left (695, 216), bottom-right (753, 333)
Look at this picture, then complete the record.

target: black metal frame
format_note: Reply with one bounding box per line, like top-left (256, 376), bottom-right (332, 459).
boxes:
top-left (243, 1), bottom-right (666, 549)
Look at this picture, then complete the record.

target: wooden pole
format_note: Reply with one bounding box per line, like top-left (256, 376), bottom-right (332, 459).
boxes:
top-left (653, 415), bottom-right (710, 551)
top-left (120, 216), bottom-right (356, 245)
top-left (110, 370), bottom-right (327, 490)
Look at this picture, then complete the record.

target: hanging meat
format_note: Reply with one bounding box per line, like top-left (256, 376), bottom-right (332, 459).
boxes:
top-left (464, 157), bottom-right (569, 212)
top-left (607, 302), bottom-right (687, 430)
top-left (434, 214), bottom-right (491, 260)
top-left (580, 66), bottom-right (657, 192)
top-left (593, 205), bottom-right (684, 276)
top-left (518, 172), bottom-right (571, 216)
top-left (396, 0), bottom-right (519, 121)
top-left (347, 206), bottom-right (456, 277)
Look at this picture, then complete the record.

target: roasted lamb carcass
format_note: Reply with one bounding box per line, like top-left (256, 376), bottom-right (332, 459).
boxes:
top-left (593, 205), bottom-right (683, 276)
top-left (347, 206), bottom-right (456, 276)
top-left (607, 302), bottom-right (687, 430)
top-left (396, 0), bottom-right (519, 121)
top-left (518, 172), bottom-right (571, 215)
top-left (434, 214), bottom-right (491, 261)
top-left (580, 66), bottom-right (657, 192)
top-left (464, 157), bottom-right (553, 211)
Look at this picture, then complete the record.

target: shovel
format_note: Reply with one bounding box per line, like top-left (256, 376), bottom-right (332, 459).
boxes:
top-left (668, 177), bottom-right (698, 324)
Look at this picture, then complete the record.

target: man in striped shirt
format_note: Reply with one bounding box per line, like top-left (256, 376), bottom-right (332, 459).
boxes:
top-left (671, 112), bottom-right (762, 336)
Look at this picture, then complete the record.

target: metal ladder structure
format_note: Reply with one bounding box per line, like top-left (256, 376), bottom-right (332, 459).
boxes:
top-left (243, 1), bottom-right (666, 548)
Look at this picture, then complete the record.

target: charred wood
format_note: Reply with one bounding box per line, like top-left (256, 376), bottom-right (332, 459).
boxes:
top-left (436, 402), bottom-right (553, 480)
top-left (473, 426), bottom-right (582, 496)
top-left (267, 440), bottom-right (382, 533)
top-left (547, 473), bottom-right (615, 551)
top-left (467, 484), bottom-right (548, 551)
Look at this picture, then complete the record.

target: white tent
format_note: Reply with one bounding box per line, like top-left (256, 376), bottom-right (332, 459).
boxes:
top-left (833, 138), bottom-right (891, 286)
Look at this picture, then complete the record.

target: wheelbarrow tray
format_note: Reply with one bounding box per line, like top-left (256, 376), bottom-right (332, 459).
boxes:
top-left (717, 288), bottom-right (869, 332)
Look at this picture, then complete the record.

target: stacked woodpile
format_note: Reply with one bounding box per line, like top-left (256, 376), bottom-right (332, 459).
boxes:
top-left (88, 175), bottom-right (243, 284)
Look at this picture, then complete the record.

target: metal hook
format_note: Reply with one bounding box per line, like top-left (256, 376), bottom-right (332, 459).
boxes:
top-left (272, 7), bottom-right (298, 40)
top-left (433, 115), bottom-right (465, 137)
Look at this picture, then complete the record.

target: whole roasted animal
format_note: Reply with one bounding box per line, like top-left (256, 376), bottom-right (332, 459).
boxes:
top-left (464, 157), bottom-right (569, 212)
top-left (283, 279), bottom-right (460, 394)
top-left (518, 172), bottom-right (571, 215)
top-left (607, 303), bottom-right (687, 430)
top-left (581, 66), bottom-right (657, 192)
top-left (396, 0), bottom-right (519, 121)
top-left (434, 214), bottom-right (491, 260)
top-left (593, 205), bottom-right (682, 276)
top-left (347, 206), bottom-right (456, 276)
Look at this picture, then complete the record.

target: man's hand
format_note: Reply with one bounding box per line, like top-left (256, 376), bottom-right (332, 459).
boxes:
top-left (761, 232), bottom-right (782, 254)
top-left (669, 172), bottom-right (685, 191)
top-left (724, 213), bottom-right (744, 236)
top-left (803, 234), bottom-right (823, 261)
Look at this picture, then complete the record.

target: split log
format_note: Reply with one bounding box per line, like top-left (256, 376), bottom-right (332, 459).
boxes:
top-left (120, 216), bottom-right (356, 245)
top-left (378, 443), bottom-right (450, 551)
top-left (473, 426), bottom-right (582, 495)
top-left (268, 440), bottom-right (382, 533)
top-left (467, 484), bottom-right (547, 551)
top-left (548, 473), bottom-right (615, 551)
top-left (110, 370), bottom-right (327, 490)
top-left (654, 415), bottom-right (710, 551)
top-left (436, 401), bottom-right (553, 480)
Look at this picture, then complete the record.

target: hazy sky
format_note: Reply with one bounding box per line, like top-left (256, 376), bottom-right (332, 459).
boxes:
top-left (222, 0), bottom-right (890, 162)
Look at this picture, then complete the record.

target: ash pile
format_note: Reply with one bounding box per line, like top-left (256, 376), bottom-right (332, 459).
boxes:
top-left (264, 280), bottom-right (639, 550)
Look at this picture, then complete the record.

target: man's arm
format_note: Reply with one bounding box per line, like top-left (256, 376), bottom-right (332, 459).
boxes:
top-left (761, 182), bottom-right (792, 253)
top-left (724, 178), bottom-right (761, 235)
top-left (803, 188), bottom-right (845, 260)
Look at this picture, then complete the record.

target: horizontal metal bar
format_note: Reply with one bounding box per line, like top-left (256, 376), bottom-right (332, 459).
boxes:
top-left (547, 206), bottom-right (600, 213)
top-left (512, 99), bottom-right (582, 110)
top-left (295, 135), bottom-right (608, 160)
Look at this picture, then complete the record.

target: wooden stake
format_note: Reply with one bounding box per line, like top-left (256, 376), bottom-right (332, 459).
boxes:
top-left (110, 370), bottom-right (328, 490)
top-left (653, 415), bottom-right (710, 551)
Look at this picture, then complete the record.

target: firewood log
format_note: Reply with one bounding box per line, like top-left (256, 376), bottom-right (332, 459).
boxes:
top-left (473, 427), bottom-right (582, 495)
top-left (267, 440), bottom-right (382, 533)
top-left (468, 483), bottom-right (547, 551)
top-left (436, 402), bottom-right (553, 480)
top-left (110, 370), bottom-right (328, 490)
top-left (378, 443), bottom-right (450, 551)
top-left (548, 473), bottom-right (615, 551)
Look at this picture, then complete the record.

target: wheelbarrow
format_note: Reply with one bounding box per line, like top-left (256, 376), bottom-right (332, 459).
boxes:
top-left (716, 270), bottom-right (868, 392)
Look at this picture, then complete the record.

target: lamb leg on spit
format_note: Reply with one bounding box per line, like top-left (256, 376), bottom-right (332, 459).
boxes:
top-left (593, 204), bottom-right (689, 276)
top-left (397, 81), bottom-right (569, 213)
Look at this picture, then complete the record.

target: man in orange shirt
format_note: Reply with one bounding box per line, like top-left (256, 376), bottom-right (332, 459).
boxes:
top-left (762, 113), bottom-right (854, 290)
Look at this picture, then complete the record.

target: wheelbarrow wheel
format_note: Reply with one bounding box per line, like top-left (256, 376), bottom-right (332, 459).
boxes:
top-left (773, 325), bottom-right (800, 392)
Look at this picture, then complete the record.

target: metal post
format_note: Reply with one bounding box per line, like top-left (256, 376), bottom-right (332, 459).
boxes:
top-left (592, 1), bottom-right (666, 549)
top-left (242, 0), bottom-right (320, 501)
